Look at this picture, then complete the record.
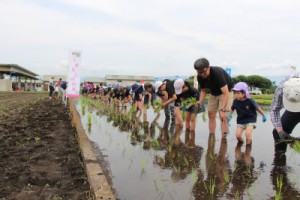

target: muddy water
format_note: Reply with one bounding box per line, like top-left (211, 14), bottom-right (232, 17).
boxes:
top-left (76, 100), bottom-right (300, 200)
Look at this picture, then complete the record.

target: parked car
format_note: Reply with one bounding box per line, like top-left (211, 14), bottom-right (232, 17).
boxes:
top-left (249, 87), bottom-right (262, 95)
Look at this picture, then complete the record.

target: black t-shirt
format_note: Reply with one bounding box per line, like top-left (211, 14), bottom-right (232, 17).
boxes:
top-left (197, 66), bottom-right (233, 96)
top-left (60, 81), bottom-right (67, 90)
top-left (231, 98), bottom-right (259, 124)
top-left (182, 87), bottom-right (200, 101)
top-left (121, 86), bottom-right (131, 99)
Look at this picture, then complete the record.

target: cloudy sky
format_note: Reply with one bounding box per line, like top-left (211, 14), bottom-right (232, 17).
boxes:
top-left (1, 0), bottom-right (300, 78)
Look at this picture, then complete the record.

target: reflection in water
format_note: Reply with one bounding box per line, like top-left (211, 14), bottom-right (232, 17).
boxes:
top-left (76, 98), bottom-right (300, 199)
top-left (229, 143), bottom-right (258, 199)
top-left (193, 134), bottom-right (232, 199)
top-left (154, 123), bottom-right (203, 182)
top-left (270, 153), bottom-right (300, 200)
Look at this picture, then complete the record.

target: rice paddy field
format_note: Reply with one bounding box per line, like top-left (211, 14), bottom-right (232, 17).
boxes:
top-left (75, 96), bottom-right (300, 200)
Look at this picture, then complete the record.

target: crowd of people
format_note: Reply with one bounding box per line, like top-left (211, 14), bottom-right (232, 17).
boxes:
top-left (54, 57), bottom-right (300, 154)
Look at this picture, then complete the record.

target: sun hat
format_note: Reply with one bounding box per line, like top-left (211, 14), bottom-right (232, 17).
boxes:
top-left (174, 79), bottom-right (185, 95)
top-left (129, 83), bottom-right (141, 94)
top-left (232, 82), bottom-right (250, 98)
top-left (154, 81), bottom-right (163, 93)
top-left (283, 77), bottom-right (300, 112)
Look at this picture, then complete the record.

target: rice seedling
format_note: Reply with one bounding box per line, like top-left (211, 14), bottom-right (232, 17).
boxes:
top-left (235, 190), bottom-right (240, 200)
top-left (81, 103), bottom-right (86, 116)
top-left (140, 158), bottom-right (147, 170)
top-left (275, 174), bottom-right (283, 200)
top-left (34, 137), bottom-right (41, 142)
top-left (153, 100), bottom-right (163, 113)
top-left (291, 141), bottom-right (300, 154)
top-left (87, 112), bottom-right (92, 125)
top-left (203, 177), bottom-right (216, 196)
top-left (223, 170), bottom-right (230, 183)
top-left (191, 168), bottom-right (197, 183)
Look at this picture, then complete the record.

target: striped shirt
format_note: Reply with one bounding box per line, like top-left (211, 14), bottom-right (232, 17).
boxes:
top-left (270, 73), bottom-right (300, 128)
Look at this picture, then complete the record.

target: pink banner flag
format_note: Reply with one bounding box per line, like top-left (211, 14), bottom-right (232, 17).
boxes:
top-left (67, 50), bottom-right (81, 98)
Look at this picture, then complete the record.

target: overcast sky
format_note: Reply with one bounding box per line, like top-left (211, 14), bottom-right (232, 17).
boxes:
top-left (1, 0), bottom-right (300, 78)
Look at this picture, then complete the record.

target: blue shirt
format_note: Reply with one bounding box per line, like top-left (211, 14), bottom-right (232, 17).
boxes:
top-left (231, 98), bottom-right (259, 124)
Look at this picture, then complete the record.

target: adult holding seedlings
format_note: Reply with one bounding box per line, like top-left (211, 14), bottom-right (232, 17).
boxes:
top-left (228, 82), bottom-right (267, 146)
top-left (270, 73), bottom-right (300, 154)
top-left (155, 80), bottom-right (182, 125)
top-left (194, 58), bottom-right (234, 137)
top-left (174, 79), bottom-right (205, 131)
top-left (130, 83), bottom-right (144, 113)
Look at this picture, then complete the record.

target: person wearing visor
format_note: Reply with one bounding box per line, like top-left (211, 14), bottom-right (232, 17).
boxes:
top-left (130, 83), bottom-right (143, 113)
top-left (228, 82), bottom-right (267, 146)
top-left (270, 74), bottom-right (300, 153)
top-left (194, 58), bottom-right (234, 137)
top-left (154, 80), bottom-right (178, 123)
top-left (174, 79), bottom-right (204, 131)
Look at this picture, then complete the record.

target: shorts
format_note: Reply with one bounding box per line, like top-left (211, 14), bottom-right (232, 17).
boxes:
top-left (207, 91), bottom-right (233, 112)
top-left (144, 94), bottom-right (155, 105)
top-left (237, 123), bottom-right (256, 129)
top-left (134, 94), bottom-right (142, 102)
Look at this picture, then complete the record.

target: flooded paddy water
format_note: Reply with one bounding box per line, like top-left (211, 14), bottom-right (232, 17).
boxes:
top-left (75, 97), bottom-right (300, 200)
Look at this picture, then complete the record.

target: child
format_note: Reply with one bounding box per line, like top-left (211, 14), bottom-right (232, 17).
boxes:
top-left (143, 83), bottom-right (156, 109)
top-left (155, 80), bottom-right (179, 124)
top-left (228, 82), bottom-right (267, 145)
top-left (174, 79), bottom-right (205, 131)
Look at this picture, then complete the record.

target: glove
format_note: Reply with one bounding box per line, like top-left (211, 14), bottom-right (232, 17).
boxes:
top-left (197, 103), bottom-right (206, 113)
top-left (262, 114), bottom-right (267, 122)
top-left (227, 113), bottom-right (232, 121)
top-left (278, 130), bottom-right (292, 140)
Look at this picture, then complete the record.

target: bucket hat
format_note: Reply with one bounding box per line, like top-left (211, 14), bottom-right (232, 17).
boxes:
top-left (283, 77), bottom-right (300, 112)
top-left (154, 81), bottom-right (163, 93)
top-left (232, 82), bottom-right (250, 98)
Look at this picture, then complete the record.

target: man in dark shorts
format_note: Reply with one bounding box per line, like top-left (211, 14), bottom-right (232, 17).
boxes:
top-left (194, 58), bottom-right (234, 136)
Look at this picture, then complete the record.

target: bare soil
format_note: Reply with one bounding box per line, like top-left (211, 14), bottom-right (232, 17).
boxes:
top-left (0, 92), bottom-right (91, 199)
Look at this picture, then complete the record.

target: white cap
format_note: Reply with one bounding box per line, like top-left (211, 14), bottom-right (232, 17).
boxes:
top-left (174, 79), bottom-right (184, 95)
top-left (283, 77), bottom-right (300, 112)
top-left (154, 81), bottom-right (163, 93)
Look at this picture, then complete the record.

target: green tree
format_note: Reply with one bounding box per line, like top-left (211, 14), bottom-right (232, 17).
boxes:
top-left (236, 75), bottom-right (248, 83)
top-left (247, 75), bottom-right (272, 89)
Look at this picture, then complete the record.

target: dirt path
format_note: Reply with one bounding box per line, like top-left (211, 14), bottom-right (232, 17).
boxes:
top-left (0, 93), bottom-right (91, 199)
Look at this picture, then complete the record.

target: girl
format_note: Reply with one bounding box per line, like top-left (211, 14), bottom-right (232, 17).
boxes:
top-left (228, 82), bottom-right (267, 145)
top-left (174, 79), bottom-right (204, 131)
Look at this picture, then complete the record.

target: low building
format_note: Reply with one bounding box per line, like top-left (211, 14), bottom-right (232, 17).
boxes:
top-left (41, 75), bottom-right (67, 91)
top-left (84, 77), bottom-right (106, 86)
top-left (0, 64), bottom-right (38, 91)
top-left (105, 75), bottom-right (154, 86)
